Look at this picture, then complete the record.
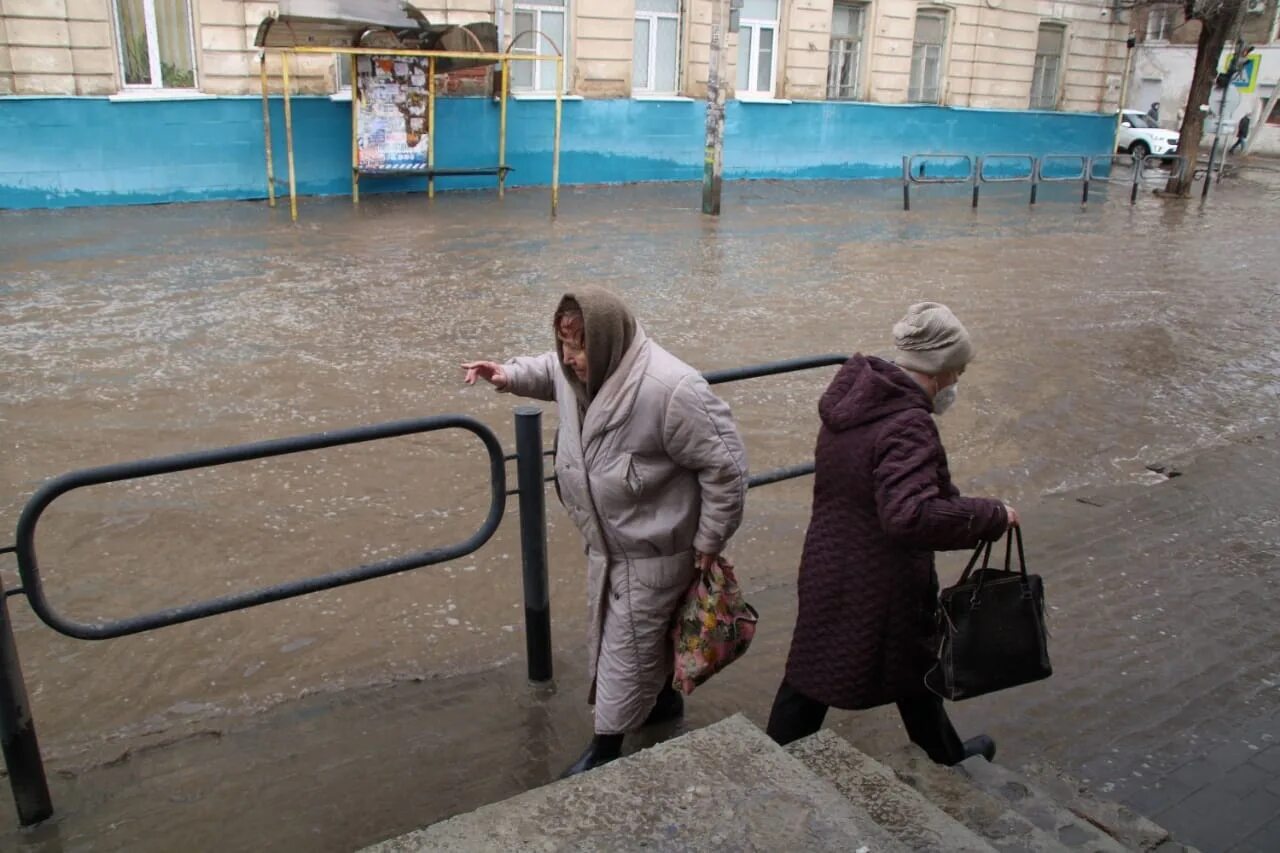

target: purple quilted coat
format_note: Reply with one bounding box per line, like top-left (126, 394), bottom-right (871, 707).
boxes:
top-left (783, 355), bottom-right (1008, 710)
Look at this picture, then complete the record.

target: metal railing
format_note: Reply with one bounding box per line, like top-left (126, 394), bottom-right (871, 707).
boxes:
top-left (902, 151), bottom-right (1189, 209)
top-left (977, 154), bottom-right (1038, 206)
top-left (902, 154), bottom-right (975, 211)
top-left (2, 415), bottom-right (507, 825)
top-left (1137, 154), bottom-right (1186, 202)
top-left (0, 355), bottom-right (849, 826)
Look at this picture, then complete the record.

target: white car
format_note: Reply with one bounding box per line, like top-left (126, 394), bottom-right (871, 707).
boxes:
top-left (1117, 110), bottom-right (1180, 159)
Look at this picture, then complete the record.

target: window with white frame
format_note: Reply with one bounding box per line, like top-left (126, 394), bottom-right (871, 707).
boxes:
top-left (736, 0), bottom-right (779, 98)
top-left (114, 0), bottom-right (197, 88)
top-left (1146, 5), bottom-right (1176, 42)
top-left (827, 1), bottom-right (867, 100)
top-left (1030, 23), bottom-right (1065, 110)
top-left (908, 10), bottom-right (947, 104)
top-left (634, 0), bottom-right (680, 94)
top-left (335, 53), bottom-right (353, 95)
top-left (512, 0), bottom-right (567, 92)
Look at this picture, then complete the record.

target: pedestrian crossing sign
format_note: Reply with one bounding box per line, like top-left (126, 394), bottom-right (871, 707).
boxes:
top-left (1221, 52), bottom-right (1261, 93)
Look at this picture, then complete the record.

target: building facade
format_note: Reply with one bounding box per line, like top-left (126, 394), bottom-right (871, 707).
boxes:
top-left (1, 1), bottom-right (1140, 208)
top-left (1, 0), bottom-right (1132, 109)
top-left (1127, 2), bottom-right (1280, 154)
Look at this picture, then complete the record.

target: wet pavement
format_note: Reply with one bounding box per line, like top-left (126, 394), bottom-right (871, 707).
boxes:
top-left (1, 171), bottom-right (1279, 849)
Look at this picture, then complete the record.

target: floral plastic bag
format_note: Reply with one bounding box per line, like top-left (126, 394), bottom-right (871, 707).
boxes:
top-left (671, 556), bottom-right (759, 695)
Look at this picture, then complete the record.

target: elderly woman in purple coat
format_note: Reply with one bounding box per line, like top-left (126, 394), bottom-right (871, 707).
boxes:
top-left (766, 302), bottom-right (1018, 764)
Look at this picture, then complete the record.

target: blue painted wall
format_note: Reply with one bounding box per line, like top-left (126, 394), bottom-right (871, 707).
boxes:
top-left (0, 95), bottom-right (1115, 209)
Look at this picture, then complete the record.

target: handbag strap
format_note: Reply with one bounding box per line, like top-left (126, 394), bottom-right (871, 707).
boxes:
top-left (957, 526), bottom-right (1027, 587)
top-left (956, 539), bottom-right (994, 586)
top-left (1012, 526), bottom-right (1027, 578)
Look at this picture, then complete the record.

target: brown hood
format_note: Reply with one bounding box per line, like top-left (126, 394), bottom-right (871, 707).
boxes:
top-left (555, 286), bottom-right (637, 406)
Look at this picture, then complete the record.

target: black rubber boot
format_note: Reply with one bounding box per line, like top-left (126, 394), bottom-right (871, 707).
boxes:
top-left (643, 684), bottom-right (685, 726)
top-left (962, 734), bottom-right (997, 762)
top-left (559, 734), bottom-right (624, 779)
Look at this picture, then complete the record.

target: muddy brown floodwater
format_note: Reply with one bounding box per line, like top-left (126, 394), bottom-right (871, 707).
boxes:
top-left (1, 174), bottom-right (1278, 772)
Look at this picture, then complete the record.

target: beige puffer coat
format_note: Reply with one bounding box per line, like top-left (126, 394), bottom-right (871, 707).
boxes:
top-left (504, 326), bottom-right (748, 734)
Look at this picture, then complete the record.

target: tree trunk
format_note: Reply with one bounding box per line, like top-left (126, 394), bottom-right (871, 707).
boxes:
top-left (1166, 18), bottom-right (1232, 195)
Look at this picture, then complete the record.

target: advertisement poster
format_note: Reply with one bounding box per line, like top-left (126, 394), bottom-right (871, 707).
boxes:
top-left (356, 55), bottom-right (430, 171)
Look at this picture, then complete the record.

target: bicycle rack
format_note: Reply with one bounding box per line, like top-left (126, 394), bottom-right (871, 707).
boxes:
top-left (976, 154), bottom-right (1037, 206)
top-left (902, 154), bottom-right (975, 211)
top-left (1038, 155), bottom-right (1090, 204)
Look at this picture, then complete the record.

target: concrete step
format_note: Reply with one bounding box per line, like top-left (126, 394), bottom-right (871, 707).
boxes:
top-left (880, 744), bottom-right (1072, 853)
top-left (362, 714), bottom-right (904, 852)
top-left (955, 753), bottom-right (1135, 852)
top-left (1018, 761), bottom-right (1200, 853)
top-left (786, 730), bottom-right (999, 853)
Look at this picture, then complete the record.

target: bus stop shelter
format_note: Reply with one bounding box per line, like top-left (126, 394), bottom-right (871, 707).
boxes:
top-left (255, 12), bottom-right (564, 221)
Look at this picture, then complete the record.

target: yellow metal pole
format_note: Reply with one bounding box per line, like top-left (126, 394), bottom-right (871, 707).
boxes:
top-left (552, 56), bottom-right (562, 219)
top-left (282, 51), bottom-right (298, 222)
top-left (260, 52), bottom-right (275, 208)
top-left (428, 57), bottom-right (436, 199)
top-left (291, 46), bottom-right (554, 62)
top-left (351, 51), bottom-right (360, 205)
top-left (498, 58), bottom-right (508, 199)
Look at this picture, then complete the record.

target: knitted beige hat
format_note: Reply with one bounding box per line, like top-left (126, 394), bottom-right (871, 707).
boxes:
top-left (892, 302), bottom-right (974, 375)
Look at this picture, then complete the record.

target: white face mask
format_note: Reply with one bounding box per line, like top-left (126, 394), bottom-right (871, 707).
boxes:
top-left (933, 383), bottom-right (958, 415)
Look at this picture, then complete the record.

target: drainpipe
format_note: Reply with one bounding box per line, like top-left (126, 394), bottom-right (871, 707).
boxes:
top-left (1113, 33), bottom-right (1136, 157)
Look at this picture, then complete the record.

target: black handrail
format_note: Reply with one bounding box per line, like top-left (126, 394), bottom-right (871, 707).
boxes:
top-left (705, 354), bottom-right (847, 385)
top-left (705, 354), bottom-right (847, 490)
top-left (14, 415), bottom-right (506, 641)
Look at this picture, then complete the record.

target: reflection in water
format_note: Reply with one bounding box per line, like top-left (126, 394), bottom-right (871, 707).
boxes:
top-left (1, 174), bottom-right (1278, 760)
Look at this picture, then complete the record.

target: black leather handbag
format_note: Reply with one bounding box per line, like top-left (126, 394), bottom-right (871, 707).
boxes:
top-left (926, 527), bottom-right (1052, 701)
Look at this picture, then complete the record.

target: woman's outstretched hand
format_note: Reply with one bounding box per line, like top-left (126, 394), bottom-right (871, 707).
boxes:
top-left (462, 361), bottom-right (508, 390)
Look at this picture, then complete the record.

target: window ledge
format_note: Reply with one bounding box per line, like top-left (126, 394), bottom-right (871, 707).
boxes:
top-left (510, 92), bottom-right (584, 101)
top-left (791, 98), bottom-right (870, 105)
top-left (734, 96), bottom-right (792, 105)
top-left (109, 89), bottom-right (216, 103)
top-left (632, 94), bottom-right (696, 102)
top-left (330, 90), bottom-right (353, 102)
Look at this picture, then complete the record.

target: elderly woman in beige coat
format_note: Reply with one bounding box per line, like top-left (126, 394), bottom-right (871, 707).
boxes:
top-left (463, 287), bottom-right (748, 777)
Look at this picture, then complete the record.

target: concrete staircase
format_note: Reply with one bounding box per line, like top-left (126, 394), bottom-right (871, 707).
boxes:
top-left (363, 715), bottom-right (1198, 852)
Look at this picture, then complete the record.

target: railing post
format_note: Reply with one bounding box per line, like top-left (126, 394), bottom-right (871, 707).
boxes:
top-left (0, 572), bottom-right (53, 826)
top-left (971, 156), bottom-right (980, 208)
top-left (1030, 157), bottom-right (1039, 205)
top-left (902, 156), bottom-right (910, 211)
top-left (514, 408), bottom-right (553, 683)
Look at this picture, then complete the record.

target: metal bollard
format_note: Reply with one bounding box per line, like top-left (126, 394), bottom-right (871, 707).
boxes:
top-left (0, 569), bottom-right (53, 826)
top-left (902, 156), bottom-right (911, 211)
top-left (972, 156), bottom-right (981, 209)
top-left (514, 408), bottom-right (553, 683)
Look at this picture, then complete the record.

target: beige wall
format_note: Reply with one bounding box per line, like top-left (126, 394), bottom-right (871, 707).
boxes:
top-left (574, 0), bottom-right (631, 97)
top-left (0, 0), bottom-right (489, 97)
top-left (0, 9), bottom-right (11, 95)
top-left (856, 0), bottom-right (1128, 111)
top-left (1, 0), bottom-right (1132, 112)
top-left (3, 0), bottom-right (110, 95)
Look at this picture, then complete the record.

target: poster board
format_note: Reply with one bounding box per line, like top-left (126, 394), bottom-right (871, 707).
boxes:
top-left (355, 55), bottom-right (430, 171)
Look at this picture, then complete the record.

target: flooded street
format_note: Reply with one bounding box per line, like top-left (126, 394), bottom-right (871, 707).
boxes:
top-left (2, 171), bottom-right (1279, 782)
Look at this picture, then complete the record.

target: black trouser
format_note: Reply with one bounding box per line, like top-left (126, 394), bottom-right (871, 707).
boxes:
top-left (765, 680), bottom-right (967, 765)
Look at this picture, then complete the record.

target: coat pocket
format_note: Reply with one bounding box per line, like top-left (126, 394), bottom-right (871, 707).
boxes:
top-left (630, 550), bottom-right (696, 592)
top-left (624, 454), bottom-right (644, 498)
